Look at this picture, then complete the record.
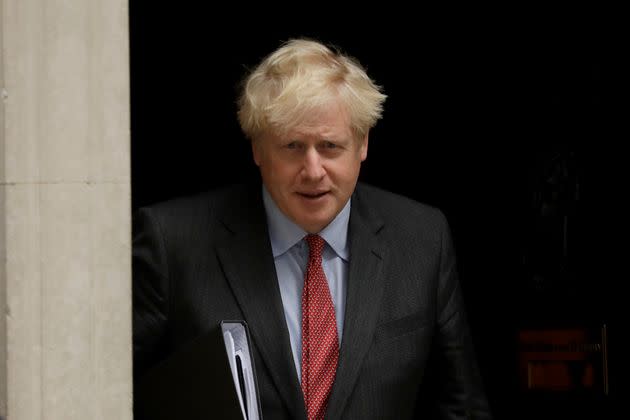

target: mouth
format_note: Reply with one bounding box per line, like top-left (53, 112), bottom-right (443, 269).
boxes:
top-left (296, 191), bottom-right (329, 200)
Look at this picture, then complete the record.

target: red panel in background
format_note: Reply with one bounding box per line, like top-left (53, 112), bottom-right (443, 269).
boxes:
top-left (518, 326), bottom-right (608, 393)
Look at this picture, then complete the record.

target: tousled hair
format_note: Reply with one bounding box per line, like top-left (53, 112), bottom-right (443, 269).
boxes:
top-left (237, 39), bottom-right (386, 141)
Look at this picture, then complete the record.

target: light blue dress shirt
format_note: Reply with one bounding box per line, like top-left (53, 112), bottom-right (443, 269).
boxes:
top-left (262, 186), bottom-right (349, 382)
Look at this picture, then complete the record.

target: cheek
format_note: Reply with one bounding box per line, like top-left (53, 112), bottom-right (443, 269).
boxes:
top-left (337, 161), bottom-right (361, 183)
top-left (267, 161), bottom-right (299, 188)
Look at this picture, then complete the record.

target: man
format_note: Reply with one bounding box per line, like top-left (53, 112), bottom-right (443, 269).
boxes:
top-left (133, 39), bottom-right (491, 419)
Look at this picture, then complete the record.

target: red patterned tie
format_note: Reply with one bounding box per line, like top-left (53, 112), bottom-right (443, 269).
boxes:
top-left (301, 234), bottom-right (339, 420)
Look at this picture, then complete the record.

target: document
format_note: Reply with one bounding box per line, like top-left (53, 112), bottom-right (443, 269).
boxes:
top-left (222, 321), bottom-right (261, 420)
top-left (135, 321), bottom-right (263, 420)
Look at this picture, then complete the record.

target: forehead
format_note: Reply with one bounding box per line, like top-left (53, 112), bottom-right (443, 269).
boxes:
top-left (285, 101), bottom-right (352, 140)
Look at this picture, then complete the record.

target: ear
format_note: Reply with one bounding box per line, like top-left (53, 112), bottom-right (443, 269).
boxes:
top-left (251, 139), bottom-right (262, 167)
top-left (359, 131), bottom-right (369, 161)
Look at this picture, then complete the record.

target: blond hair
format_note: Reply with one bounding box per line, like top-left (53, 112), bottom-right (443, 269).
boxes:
top-left (237, 39), bottom-right (386, 141)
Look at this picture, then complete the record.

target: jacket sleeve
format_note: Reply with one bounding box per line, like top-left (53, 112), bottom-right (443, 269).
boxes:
top-left (132, 207), bottom-right (171, 380)
top-left (429, 213), bottom-right (492, 420)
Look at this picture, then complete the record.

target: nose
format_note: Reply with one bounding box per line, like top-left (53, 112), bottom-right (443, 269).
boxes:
top-left (301, 147), bottom-right (325, 180)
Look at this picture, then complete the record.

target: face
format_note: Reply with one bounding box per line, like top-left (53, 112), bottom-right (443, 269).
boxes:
top-left (252, 101), bottom-right (368, 233)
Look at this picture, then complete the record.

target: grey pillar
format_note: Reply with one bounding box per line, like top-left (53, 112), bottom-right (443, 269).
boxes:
top-left (0, 1), bottom-right (132, 418)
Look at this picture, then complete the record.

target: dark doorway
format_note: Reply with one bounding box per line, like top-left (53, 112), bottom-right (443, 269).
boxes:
top-left (130, 6), bottom-right (621, 418)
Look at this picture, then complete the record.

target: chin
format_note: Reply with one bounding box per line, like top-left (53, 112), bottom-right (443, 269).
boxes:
top-left (303, 217), bottom-right (332, 233)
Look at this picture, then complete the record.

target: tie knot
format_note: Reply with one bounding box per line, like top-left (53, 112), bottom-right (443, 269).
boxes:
top-left (305, 234), bottom-right (325, 258)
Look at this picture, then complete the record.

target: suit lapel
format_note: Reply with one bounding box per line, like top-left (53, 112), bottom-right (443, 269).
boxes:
top-left (326, 187), bottom-right (386, 420)
top-left (215, 187), bottom-right (307, 420)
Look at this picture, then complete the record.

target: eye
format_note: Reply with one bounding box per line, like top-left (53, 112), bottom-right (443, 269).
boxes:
top-left (285, 141), bottom-right (299, 149)
top-left (323, 141), bottom-right (338, 149)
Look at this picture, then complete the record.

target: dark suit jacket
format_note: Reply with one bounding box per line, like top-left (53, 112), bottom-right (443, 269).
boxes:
top-left (133, 183), bottom-right (491, 419)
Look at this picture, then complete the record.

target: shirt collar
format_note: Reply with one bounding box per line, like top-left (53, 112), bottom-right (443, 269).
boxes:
top-left (262, 185), bottom-right (350, 261)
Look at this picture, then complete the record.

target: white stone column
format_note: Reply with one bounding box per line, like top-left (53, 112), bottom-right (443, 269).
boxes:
top-left (0, 1), bottom-right (132, 419)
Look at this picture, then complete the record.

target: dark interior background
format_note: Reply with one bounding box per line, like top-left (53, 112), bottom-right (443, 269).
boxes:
top-left (130, 6), bottom-right (623, 419)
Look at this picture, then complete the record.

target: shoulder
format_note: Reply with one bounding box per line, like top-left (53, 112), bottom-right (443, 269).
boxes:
top-left (136, 184), bottom-right (253, 220)
top-left (132, 184), bottom-right (258, 237)
top-left (354, 183), bottom-right (448, 231)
